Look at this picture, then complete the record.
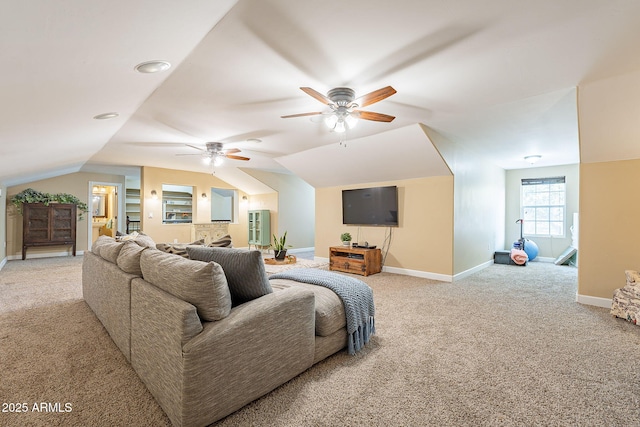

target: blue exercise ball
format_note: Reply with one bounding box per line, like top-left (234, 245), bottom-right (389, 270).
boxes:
top-left (523, 239), bottom-right (539, 261)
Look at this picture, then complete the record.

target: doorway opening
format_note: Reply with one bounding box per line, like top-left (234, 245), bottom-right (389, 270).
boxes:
top-left (88, 182), bottom-right (123, 247)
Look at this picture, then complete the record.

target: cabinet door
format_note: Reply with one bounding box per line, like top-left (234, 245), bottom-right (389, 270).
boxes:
top-left (51, 205), bottom-right (75, 242)
top-left (24, 204), bottom-right (51, 242)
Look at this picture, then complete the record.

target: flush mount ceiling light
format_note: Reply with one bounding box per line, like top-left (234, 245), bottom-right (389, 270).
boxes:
top-left (524, 155), bottom-right (542, 164)
top-left (134, 60), bottom-right (171, 74)
top-left (93, 112), bottom-right (119, 120)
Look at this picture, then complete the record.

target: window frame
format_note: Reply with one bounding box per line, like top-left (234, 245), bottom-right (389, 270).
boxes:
top-left (520, 176), bottom-right (566, 238)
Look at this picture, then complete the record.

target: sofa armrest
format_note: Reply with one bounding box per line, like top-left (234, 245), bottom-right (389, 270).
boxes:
top-left (130, 278), bottom-right (203, 427)
top-left (181, 286), bottom-right (316, 427)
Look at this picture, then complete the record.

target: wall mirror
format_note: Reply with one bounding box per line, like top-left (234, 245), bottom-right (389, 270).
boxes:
top-left (92, 193), bottom-right (107, 218)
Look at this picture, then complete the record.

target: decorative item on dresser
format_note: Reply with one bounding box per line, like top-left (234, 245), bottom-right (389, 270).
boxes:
top-left (340, 232), bottom-right (352, 246)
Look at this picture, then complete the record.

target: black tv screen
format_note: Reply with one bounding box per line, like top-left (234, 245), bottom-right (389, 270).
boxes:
top-left (342, 186), bottom-right (399, 226)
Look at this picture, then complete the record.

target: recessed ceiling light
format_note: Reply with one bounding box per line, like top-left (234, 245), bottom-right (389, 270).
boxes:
top-left (134, 60), bottom-right (171, 74)
top-left (93, 112), bottom-right (119, 120)
top-left (246, 138), bottom-right (262, 143)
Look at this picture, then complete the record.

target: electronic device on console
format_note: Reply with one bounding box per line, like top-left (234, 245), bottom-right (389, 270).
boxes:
top-left (352, 241), bottom-right (376, 249)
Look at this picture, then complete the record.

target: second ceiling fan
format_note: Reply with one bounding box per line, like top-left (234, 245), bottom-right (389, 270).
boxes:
top-left (281, 86), bottom-right (397, 133)
top-left (178, 142), bottom-right (250, 167)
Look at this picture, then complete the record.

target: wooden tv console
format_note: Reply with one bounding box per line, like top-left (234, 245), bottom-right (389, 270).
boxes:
top-left (329, 246), bottom-right (381, 276)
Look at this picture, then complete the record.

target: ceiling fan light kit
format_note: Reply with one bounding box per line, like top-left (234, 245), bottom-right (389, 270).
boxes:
top-left (178, 141), bottom-right (250, 172)
top-left (282, 86), bottom-right (397, 134)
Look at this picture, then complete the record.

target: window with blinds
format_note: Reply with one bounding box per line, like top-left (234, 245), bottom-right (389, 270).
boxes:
top-left (521, 176), bottom-right (566, 237)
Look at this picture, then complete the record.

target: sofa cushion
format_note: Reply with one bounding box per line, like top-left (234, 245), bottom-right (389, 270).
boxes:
top-left (186, 246), bottom-right (272, 306)
top-left (91, 235), bottom-right (113, 255)
top-left (156, 239), bottom-right (205, 258)
top-left (140, 249), bottom-right (232, 321)
top-left (117, 240), bottom-right (147, 276)
top-left (134, 232), bottom-right (156, 248)
top-left (270, 278), bottom-right (346, 336)
top-left (99, 240), bottom-right (125, 264)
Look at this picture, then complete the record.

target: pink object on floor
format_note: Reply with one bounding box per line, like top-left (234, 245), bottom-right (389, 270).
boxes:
top-left (510, 248), bottom-right (528, 265)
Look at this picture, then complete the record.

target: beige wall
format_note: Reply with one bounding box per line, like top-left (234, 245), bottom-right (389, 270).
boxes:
top-left (141, 166), bottom-right (260, 246)
top-left (505, 164), bottom-right (579, 258)
top-left (315, 176), bottom-right (454, 275)
top-left (5, 172), bottom-right (125, 258)
top-left (578, 160), bottom-right (640, 299)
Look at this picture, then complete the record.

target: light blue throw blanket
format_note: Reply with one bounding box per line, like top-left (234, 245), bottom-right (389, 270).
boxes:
top-left (270, 268), bottom-right (375, 354)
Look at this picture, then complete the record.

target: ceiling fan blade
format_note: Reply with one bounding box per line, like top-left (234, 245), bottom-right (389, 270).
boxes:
top-left (355, 86), bottom-right (397, 107)
top-left (175, 153), bottom-right (205, 156)
top-left (300, 87), bottom-right (332, 105)
top-left (185, 144), bottom-right (205, 151)
top-left (223, 148), bottom-right (241, 154)
top-left (355, 110), bottom-right (396, 122)
top-left (281, 111), bottom-right (323, 119)
top-left (226, 154), bottom-right (251, 161)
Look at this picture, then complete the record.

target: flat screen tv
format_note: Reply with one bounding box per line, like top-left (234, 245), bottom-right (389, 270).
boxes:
top-left (342, 186), bottom-right (399, 226)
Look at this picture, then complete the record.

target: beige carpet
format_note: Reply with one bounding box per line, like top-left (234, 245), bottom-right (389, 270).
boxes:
top-left (2, 256), bottom-right (640, 426)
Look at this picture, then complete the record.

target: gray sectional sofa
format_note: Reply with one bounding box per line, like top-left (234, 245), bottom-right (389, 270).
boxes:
top-left (82, 236), bottom-right (355, 427)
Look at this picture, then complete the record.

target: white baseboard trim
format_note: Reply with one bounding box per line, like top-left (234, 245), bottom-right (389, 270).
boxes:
top-left (0, 257), bottom-right (7, 271)
top-left (576, 293), bottom-right (611, 308)
top-left (316, 256), bottom-right (492, 283)
top-left (7, 250), bottom-right (84, 261)
top-left (381, 265), bottom-right (452, 282)
top-left (453, 260), bottom-right (493, 282)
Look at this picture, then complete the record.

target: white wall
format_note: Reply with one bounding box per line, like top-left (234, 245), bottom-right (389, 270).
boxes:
top-left (425, 125), bottom-right (506, 275)
top-left (242, 170), bottom-right (315, 250)
top-left (505, 164), bottom-right (579, 258)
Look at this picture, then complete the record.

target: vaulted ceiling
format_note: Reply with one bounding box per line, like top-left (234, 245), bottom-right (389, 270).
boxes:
top-left (3, 0), bottom-right (640, 192)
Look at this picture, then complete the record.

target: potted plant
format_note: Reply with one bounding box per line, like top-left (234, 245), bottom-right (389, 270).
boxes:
top-left (341, 232), bottom-right (352, 246)
top-left (272, 231), bottom-right (292, 260)
top-left (10, 188), bottom-right (89, 220)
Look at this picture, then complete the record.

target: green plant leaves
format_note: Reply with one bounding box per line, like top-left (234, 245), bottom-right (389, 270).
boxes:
top-left (10, 188), bottom-right (89, 220)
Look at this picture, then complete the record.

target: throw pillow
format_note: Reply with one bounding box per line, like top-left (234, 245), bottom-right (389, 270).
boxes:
top-left (134, 232), bottom-right (156, 248)
top-left (208, 234), bottom-right (232, 248)
top-left (117, 240), bottom-right (147, 276)
top-left (186, 246), bottom-right (272, 306)
top-left (156, 239), bottom-right (205, 258)
top-left (91, 235), bottom-right (114, 256)
top-left (626, 270), bottom-right (640, 287)
top-left (99, 240), bottom-right (125, 264)
top-left (140, 249), bottom-right (231, 321)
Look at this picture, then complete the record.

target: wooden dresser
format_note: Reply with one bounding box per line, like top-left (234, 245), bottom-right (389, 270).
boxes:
top-left (22, 203), bottom-right (76, 260)
top-left (329, 246), bottom-right (382, 276)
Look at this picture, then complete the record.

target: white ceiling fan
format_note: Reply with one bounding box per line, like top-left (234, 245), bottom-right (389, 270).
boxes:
top-left (177, 142), bottom-right (250, 167)
top-left (281, 86), bottom-right (397, 133)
